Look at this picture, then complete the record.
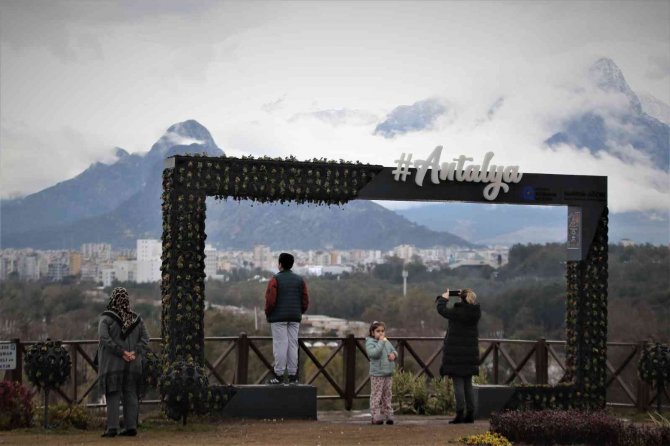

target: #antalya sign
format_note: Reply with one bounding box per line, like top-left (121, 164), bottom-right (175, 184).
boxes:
top-left (392, 146), bottom-right (523, 201)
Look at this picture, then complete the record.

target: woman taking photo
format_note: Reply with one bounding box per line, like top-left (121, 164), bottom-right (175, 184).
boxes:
top-left (436, 288), bottom-right (481, 424)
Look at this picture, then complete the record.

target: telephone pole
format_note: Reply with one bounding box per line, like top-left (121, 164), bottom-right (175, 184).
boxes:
top-left (402, 270), bottom-right (408, 296)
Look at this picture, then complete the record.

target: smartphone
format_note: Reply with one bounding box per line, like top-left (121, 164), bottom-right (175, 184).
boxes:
top-left (448, 289), bottom-right (462, 297)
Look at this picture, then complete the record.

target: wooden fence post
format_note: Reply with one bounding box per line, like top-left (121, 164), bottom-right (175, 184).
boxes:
top-left (13, 338), bottom-right (22, 384)
top-left (71, 343), bottom-right (78, 405)
top-left (536, 338), bottom-right (548, 385)
top-left (493, 342), bottom-right (499, 384)
top-left (636, 341), bottom-right (650, 411)
top-left (236, 332), bottom-right (249, 384)
top-left (397, 339), bottom-right (405, 371)
top-left (343, 334), bottom-right (356, 410)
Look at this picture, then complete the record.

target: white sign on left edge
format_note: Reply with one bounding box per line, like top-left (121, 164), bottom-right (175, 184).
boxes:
top-left (391, 146), bottom-right (523, 201)
top-left (0, 343), bottom-right (17, 370)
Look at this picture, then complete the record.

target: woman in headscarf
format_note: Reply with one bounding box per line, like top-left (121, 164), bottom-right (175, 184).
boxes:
top-left (98, 287), bottom-right (150, 437)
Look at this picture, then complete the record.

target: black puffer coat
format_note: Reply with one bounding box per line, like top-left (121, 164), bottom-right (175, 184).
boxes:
top-left (436, 298), bottom-right (481, 377)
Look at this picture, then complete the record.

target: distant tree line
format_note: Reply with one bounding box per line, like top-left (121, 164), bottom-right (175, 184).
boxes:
top-left (0, 243), bottom-right (667, 343)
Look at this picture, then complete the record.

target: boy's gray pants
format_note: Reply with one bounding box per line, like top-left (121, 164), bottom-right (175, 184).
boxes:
top-left (271, 322), bottom-right (300, 376)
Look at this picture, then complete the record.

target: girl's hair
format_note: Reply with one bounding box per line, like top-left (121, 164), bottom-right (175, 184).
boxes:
top-left (369, 320), bottom-right (386, 336)
top-left (460, 288), bottom-right (477, 304)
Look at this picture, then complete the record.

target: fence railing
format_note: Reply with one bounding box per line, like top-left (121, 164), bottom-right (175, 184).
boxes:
top-left (2, 336), bottom-right (667, 411)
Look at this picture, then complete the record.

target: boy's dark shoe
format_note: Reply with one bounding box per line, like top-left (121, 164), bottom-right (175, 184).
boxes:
top-left (119, 429), bottom-right (137, 436)
top-left (267, 373), bottom-right (283, 385)
top-left (101, 429), bottom-right (118, 437)
top-left (449, 410), bottom-right (465, 424)
top-left (288, 374), bottom-right (299, 384)
top-left (463, 410), bottom-right (475, 423)
top-left (385, 418), bottom-right (395, 425)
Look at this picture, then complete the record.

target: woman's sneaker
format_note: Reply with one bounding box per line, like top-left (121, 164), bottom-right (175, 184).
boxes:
top-left (288, 375), bottom-right (299, 384)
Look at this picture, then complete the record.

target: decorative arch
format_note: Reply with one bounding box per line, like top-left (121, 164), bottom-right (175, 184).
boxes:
top-left (161, 153), bottom-right (608, 410)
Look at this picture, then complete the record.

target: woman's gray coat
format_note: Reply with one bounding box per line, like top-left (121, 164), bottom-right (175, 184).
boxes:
top-left (97, 312), bottom-right (150, 395)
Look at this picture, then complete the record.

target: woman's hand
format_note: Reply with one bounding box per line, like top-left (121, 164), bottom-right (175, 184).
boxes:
top-left (388, 352), bottom-right (397, 361)
top-left (441, 288), bottom-right (450, 300)
top-left (123, 351), bottom-right (136, 362)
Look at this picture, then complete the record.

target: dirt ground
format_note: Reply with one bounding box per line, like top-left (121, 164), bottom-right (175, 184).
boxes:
top-left (0, 412), bottom-right (491, 446)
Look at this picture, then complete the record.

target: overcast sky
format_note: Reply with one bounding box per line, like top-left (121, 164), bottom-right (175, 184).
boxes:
top-left (1, 0), bottom-right (669, 213)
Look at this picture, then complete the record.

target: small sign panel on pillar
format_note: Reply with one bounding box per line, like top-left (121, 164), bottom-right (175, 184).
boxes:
top-left (567, 207), bottom-right (582, 261)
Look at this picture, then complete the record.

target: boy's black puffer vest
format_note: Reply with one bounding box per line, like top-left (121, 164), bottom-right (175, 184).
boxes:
top-left (267, 270), bottom-right (304, 323)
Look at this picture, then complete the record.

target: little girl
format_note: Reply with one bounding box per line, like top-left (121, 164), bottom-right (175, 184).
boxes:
top-left (365, 320), bottom-right (398, 425)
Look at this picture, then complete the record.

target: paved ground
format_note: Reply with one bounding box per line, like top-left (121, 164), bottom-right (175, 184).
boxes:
top-left (0, 412), bottom-right (491, 446)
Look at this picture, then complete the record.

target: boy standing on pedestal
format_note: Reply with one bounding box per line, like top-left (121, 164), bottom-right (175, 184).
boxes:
top-left (265, 253), bottom-right (309, 384)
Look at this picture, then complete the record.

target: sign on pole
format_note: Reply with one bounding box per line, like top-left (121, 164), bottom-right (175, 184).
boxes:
top-left (0, 343), bottom-right (17, 370)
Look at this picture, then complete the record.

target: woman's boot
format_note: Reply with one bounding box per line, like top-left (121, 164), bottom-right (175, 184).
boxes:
top-left (448, 410), bottom-right (464, 424)
top-left (464, 410), bottom-right (475, 423)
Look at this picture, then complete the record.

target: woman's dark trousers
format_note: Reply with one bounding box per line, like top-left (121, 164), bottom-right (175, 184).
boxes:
top-left (452, 376), bottom-right (474, 413)
top-left (106, 388), bottom-right (138, 430)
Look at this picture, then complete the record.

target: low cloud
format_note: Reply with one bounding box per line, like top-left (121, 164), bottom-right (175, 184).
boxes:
top-left (289, 109), bottom-right (378, 127)
top-left (262, 96), bottom-right (286, 113)
top-left (163, 131), bottom-right (205, 147)
top-left (373, 97), bottom-right (450, 138)
top-left (0, 121), bottom-right (121, 198)
top-left (646, 54), bottom-right (670, 80)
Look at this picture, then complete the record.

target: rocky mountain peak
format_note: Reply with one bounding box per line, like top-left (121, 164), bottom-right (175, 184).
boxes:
top-left (114, 147), bottom-right (130, 158)
top-left (148, 119), bottom-right (222, 159)
top-left (589, 58), bottom-right (642, 113)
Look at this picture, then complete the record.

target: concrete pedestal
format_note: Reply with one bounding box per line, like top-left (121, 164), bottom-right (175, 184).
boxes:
top-left (219, 384), bottom-right (317, 420)
top-left (473, 384), bottom-right (515, 419)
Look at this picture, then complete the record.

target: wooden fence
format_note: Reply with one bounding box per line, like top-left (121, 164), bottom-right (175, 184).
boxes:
top-left (2, 336), bottom-right (667, 411)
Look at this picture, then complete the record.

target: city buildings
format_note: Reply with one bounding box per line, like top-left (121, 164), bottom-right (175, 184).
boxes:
top-left (136, 239), bottom-right (161, 283)
top-left (0, 240), bottom-right (510, 283)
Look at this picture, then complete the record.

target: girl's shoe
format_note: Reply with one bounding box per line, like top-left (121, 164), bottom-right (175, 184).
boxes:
top-left (385, 418), bottom-right (395, 425)
top-left (371, 419), bottom-right (384, 425)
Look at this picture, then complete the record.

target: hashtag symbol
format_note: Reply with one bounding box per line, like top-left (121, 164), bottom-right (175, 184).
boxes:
top-left (392, 153), bottom-right (413, 182)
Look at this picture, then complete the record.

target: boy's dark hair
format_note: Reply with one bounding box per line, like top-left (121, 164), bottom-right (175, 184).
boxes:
top-left (369, 320), bottom-right (386, 337)
top-left (278, 252), bottom-right (294, 270)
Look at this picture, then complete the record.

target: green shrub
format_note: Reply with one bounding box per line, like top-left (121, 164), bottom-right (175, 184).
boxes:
top-left (411, 374), bottom-right (429, 414)
top-left (473, 367), bottom-right (488, 385)
top-left (24, 340), bottom-right (71, 390)
top-left (392, 370), bottom-right (456, 415)
top-left (491, 410), bottom-right (670, 446)
top-left (0, 381), bottom-right (33, 430)
top-left (35, 404), bottom-right (94, 430)
top-left (160, 359), bottom-right (209, 421)
top-left (391, 370), bottom-right (414, 414)
top-left (426, 376), bottom-right (456, 415)
top-left (639, 342), bottom-right (670, 388)
top-left (143, 350), bottom-right (165, 390)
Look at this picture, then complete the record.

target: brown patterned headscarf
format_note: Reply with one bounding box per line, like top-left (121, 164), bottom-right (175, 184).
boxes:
top-left (106, 287), bottom-right (138, 330)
